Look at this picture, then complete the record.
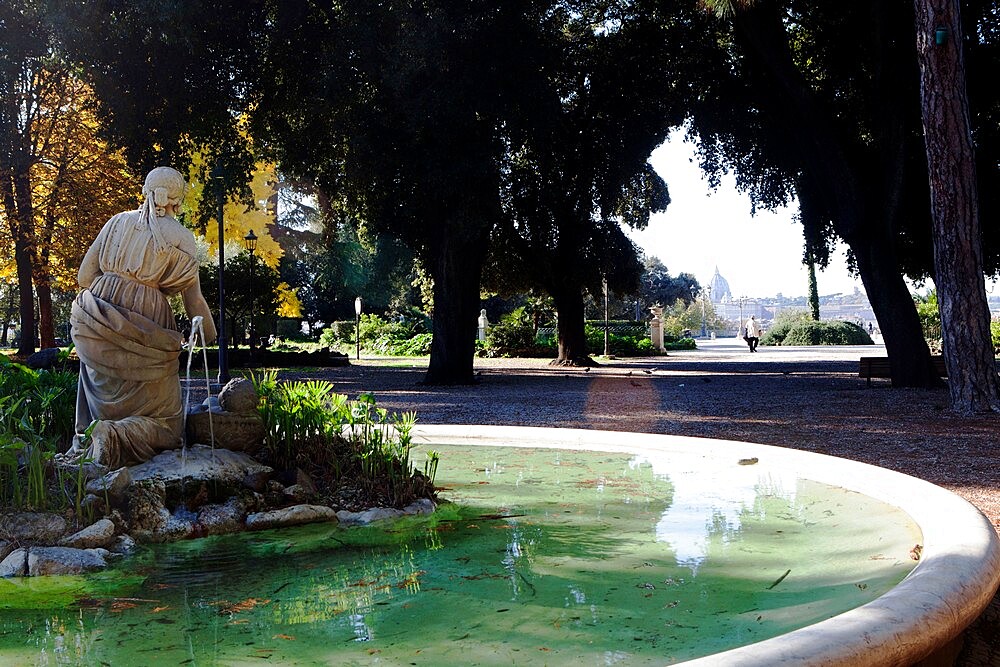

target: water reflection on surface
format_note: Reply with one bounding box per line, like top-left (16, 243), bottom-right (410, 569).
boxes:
top-left (0, 444), bottom-right (920, 666)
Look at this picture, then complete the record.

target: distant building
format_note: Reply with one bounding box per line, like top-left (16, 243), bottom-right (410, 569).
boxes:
top-left (706, 265), bottom-right (877, 332)
top-left (709, 267), bottom-right (731, 303)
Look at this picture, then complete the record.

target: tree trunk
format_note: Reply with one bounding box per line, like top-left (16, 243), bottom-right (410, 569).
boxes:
top-left (424, 228), bottom-right (487, 385)
top-left (0, 284), bottom-right (14, 346)
top-left (806, 255), bottom-right (820, 321)
top-left (1, 287), bottom-right (10, 346)
top-left (852, 233), bottom-right (942, 386)
top-left (35, 279), bottom-right (55, 349)
top-left (0, 167), bottom-right (36, 357)
top-left (549, 286), bottom-right (595, 366)
top-left (914, 0), bottom-right (1000, 413)
top-left (732, 2), bottom-right (939, 387)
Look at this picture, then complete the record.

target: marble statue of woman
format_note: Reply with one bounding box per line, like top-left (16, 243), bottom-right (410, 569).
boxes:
top-left (68, 167), bottom-right (217, 468)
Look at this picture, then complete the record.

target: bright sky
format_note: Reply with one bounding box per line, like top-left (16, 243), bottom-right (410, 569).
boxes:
top-left (627, 129), bottom-right (868, 299)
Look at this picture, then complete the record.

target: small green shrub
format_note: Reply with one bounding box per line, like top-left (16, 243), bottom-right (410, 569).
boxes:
top-left (760, 309), bottom-right (812, 346)
top-left (914, 291), bottom-right (942, 351)
top-left (275, 318), bottom-right (306, 340)
top-left (665, 337), bottom-right (697, 351)
top-left (250, 371), bottom-right (434, 507)
top-left (319, 320), bottom-right (360, 348)
top-left (381, 332), bottom-right (433, 356)
top-left (487, 317), bottom-right (536, 351)
top-left (585, 324), bottom-right (668, 356)
top-left (357, 314), bottom-right (409, 348)
top-left (481, 315), bottom-right (554, 357)
top-left (0, 355), bottom-right (79, 511)
top-left (991, 320), bottom-right (1000, 351)
top-left (778, 320), bottom-right (874, 346)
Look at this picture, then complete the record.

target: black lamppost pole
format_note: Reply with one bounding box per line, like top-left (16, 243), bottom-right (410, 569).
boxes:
top-left (702, 285), bottom-right (712, 338)
top-left (244, 230), bottom-right (258, 359)
top-left (213, 162), bottom-right (229, 385)
top-left (738, 295), bottom-right (747, 336)
top-left (603, 276), bottom-right (610, 357)
top-left (354, 296), bottom-right (362, 361)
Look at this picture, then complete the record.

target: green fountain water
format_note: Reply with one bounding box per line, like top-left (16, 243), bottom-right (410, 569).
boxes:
top-left (0, 444), bottom-right (919, 665)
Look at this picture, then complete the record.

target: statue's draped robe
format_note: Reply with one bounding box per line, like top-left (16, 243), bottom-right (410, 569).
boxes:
top-left (70, 210), bottom-right (199, 467)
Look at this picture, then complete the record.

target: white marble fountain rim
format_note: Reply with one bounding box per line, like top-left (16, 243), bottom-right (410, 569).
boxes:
top-left (412, 424), bottom-right (1000, 667)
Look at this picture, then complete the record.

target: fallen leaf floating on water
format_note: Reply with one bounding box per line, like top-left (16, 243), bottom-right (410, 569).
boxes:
top-left (272, 634), bottom-right (296, 641)
top-left (219, 598), bottom-right (271, 615)
top-left (909, 544), bottom-right (923, 561)
top-left (151, 606), bottom-right (171, 613)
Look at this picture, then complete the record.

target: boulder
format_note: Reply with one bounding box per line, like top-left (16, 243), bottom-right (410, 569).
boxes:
top-left (86, 467), bottom-right (132, 500)
top-left (294, 468), bottom-right (317, 495)
top-left (336, 499), bottom-right (435, 526)
top-left (0, 512), bottom-right (67, 544)
top-left (245, 504), bottom-right (339, 531)
top-left (125, 480), bottom-right (169, 539)
top-left (282, 484), bottom-right (314, 503)
top-left (405, 499), bottom-right (436, 515)
top-left (130, 445), bottom-right (271, 498)
top-left (26, 547), bottom-right (109, 576)
top-left (59, 519), bottom-right (116, 549)
top-left (197, 498), bottom-right (246, 536)
top-left (25, 347), bottom-right (62, 370)
top-left (0, 549), bottom-right (26, 577)
top-left (218, 378), bottom-right (259, 413)
top-left (336, 507), bottom-right (405, 526)
top-left (157, 509), bottom-right (195, 542)
top-left (108, 534), bottom-right (137, 556)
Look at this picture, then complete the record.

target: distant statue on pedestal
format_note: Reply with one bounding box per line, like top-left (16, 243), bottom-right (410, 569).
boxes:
top-left (68, 167), bottom-right (217, 468)
top-left (477, 309), bottom-right (490, 341)
top-left (649, 306), bottom-right (665, 353)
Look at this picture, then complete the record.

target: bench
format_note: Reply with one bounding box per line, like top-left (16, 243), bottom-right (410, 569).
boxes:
top-left (859, 355), bottom-right (947, 386)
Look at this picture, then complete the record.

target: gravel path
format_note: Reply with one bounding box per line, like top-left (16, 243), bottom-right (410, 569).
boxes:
top-left (190, 339), bottom-right (1000, 664)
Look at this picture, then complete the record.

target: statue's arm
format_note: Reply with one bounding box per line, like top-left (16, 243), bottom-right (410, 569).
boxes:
top-left (175, 227), bottom-right (217, 344)
top-left (183, 282), bottom-right (218, 345)
top-left (77, 231), bottom-right (104, 289)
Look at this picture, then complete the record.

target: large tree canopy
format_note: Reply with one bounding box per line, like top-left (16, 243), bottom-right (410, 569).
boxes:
top-left (251, 1), bottom-right (555, 383)
top-left (683, 0), bottom-right (953, 387)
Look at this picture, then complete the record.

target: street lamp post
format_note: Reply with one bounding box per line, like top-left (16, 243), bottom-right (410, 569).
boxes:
top-left (213, 162), bottom-right (229, 385)
top-left (603, 276), bottom-right (610, 357)
top-left (738, 295), bottom-right (747, 336)
top-left (700, 289), bottom-right (708, 338)
top-left (704, 285), bottom-right (712, 337)
top-left (244, 230), bottom-right (257, 359)
top-left (354, 296), bottom-right (362, 361)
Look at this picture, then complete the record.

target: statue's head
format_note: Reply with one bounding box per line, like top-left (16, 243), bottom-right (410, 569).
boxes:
top-left (142, 167), bottom-right (186, 217)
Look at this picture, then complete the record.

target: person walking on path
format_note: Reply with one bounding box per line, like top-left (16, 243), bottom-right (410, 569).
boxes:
top-left (745, 315), bottom-right (762, 352)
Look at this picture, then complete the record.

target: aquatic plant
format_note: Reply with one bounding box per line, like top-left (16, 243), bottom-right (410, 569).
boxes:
top-left (0, 356), bottom-right (79, 512)
top-left (250, 371), bottom-right (434, 508)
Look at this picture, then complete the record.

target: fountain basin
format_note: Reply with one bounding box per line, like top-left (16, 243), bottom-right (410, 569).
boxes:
top-left (414, 424), bottom-right (1000, 666)
top-left (1, 425), bottom-right (996, 665)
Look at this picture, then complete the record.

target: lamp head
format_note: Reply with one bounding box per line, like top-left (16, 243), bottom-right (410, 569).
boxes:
top-left (243, 229), bottom-right (258, 253)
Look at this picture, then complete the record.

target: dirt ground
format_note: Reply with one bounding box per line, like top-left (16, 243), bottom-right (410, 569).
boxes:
top-left (216, 339), bottom-right (1000, 665)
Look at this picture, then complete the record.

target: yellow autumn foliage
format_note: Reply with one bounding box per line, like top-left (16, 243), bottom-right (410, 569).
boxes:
top-left (184, 152), bottom-right (283, 269)
top-left (276, 282), bottom-right (302, 318)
